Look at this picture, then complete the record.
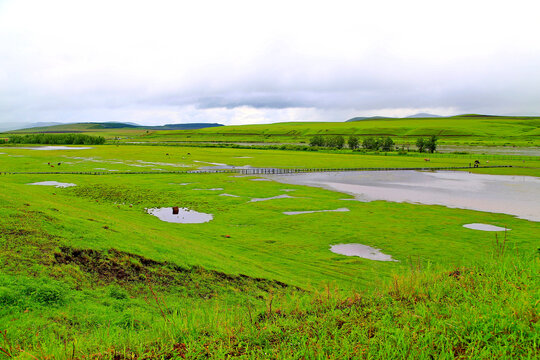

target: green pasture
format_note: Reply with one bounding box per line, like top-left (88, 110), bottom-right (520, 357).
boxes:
top-left (4, 115), bottom-right (539, 147)
top-left (1, 144), bottom-right (539, 176)
top-left (135, 115), bottom-right (539, 146)
top-left (0, 144), bottom-right (538, 358)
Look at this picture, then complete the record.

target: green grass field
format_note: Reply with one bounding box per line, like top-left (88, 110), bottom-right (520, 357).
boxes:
top-left (4, 115), bottom-right (540, 147)
top-left (1, 144), bottom-right (539, 176)
top-left (0, 145), bottom-right (538, 358)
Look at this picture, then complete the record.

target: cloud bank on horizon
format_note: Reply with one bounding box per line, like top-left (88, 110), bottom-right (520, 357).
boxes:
top-left (1, 0), bottom-right (539, 129)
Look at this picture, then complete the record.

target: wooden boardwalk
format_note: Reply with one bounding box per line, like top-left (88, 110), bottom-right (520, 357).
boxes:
top-left (0, 165), bottom-right (512, 176)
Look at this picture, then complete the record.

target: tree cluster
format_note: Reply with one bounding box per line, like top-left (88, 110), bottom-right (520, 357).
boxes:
top-left (309, 135), bottom-right (346, 149)
top-left (416, 136), bottom-right (438, 153)
top-left (8, 134), bottom-right (106, 145)
top-left (361, 136), bottom-right (394, 151)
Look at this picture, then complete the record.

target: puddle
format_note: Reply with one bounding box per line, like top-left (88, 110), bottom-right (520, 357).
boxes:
top-left (146, 207), bottom-right (213, 223)
top-left (330, 244), bottom-right (398, 262)
top-left (4, 146), bottom-right (93, 150)
top-left (169, 183), bottom-right (191, 186)
top-left (463, 223), bottom-right (511, 231)
top-left (438, 145), bottom-right (540, 156)
top-left (280, 189), bottom-right (296, 192)
top-left (250, 194), bottom-right (296, 202)
top-left (234, 156), bottom-right (253, 159)
top-left (193, 188), bottom-right (224, 191)
top-left (283, 208), bottom-right (350, 215)
top-left (28, 181), bottom-right (77, 188)
top-left (62, 156), bottom-right (189, 169)
top-left (266, 171), bottom-right (540, 222)
top-left (200, 164), bottom-right (254, 170)
top-left (219, 193), bottom-right (240, 197)
top-left (250, 178), bottom-right (272, 182)
top-left (193, 160), bottom-right (228, 166)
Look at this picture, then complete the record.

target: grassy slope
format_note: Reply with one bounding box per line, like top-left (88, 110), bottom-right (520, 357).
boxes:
top-left (124, 116), bottom-right (540, 146)
top-left (0, 145), bottom-right (538, 358)
top-left (3, 115), bottom-right (539, 146)
top-left (0, 201), bottom-right (537, 358)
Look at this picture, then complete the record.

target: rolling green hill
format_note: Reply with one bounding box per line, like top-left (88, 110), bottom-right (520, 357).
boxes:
top-left (3, 115), bottom-right (539, 147)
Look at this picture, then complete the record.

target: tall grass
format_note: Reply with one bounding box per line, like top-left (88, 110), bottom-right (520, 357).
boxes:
top-left (1, 234), bottom-right (537, 359)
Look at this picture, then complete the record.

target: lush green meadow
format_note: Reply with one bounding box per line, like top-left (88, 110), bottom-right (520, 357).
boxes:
top-left (130, 115), bottom-right (539, 146)
top-left (0, 145), bottom-right (538, 358)
top-left (5, 115), bottom-right (539, 147)
top-left (1, 144), bottom-right (539, 176)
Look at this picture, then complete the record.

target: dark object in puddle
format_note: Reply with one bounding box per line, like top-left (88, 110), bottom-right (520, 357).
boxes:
top-left (172, 206), bottom-right (179, 214)
top-left (448, 270), bottom-right (461, 279)
top-left (147, 207), bottom-right (213, 223)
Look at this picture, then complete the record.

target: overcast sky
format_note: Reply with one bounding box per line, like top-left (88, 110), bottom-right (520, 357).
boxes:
top-left (1, 0), bottom-right (539, 129)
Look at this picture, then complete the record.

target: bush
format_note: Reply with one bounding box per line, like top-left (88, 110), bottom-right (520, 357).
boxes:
top-left (416, 137), bottom-right (426, 153)
top-left (347, 135), bottom-right (359, 150)
top-left (309, 135), bottom-right (325, 147)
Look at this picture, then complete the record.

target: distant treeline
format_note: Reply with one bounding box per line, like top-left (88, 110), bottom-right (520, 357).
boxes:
top-left (309, 135), bottom-right (396, 151)
top-left (8, 134), bottom-right (106, 145)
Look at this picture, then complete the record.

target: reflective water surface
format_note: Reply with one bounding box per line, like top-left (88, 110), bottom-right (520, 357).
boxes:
top-left (28, 181), bottom-right (77, 188)
top-left (330, 244), bottom-right (398, 261)
top-left (463, 223), bottom-right (511, 231)
top-left (146, 207), bottom-right (213, 223)
top-left (267, 171), bottom-right (540, 221)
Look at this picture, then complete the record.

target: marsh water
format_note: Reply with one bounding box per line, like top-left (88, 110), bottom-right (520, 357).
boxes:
top-left (463, 223), bottom-right (511, 231)
top-left (146, 207), bottom-right (213, 223)
top-left (330, 244), bottom-right (397, 261)
top-left (284, 208), bottom-right (350, 215)
top-left (266, 171), bottom-right (540, 222)
top-left (28, 181), bottom-right (77, 188)
top-left (437, 145), bottom-right (540, 156)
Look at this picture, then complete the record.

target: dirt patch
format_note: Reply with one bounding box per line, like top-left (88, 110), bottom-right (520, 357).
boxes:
top-left (53, 246), bottom-right (301, 295)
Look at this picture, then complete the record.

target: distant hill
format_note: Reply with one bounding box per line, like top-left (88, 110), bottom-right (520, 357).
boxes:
top-left (405, 113), bottom-right (441, 118)
top-left (147, 123), bottom-right (224, 130)
top-left (346, 116), bottom-right (394, 122)
top-left (9, 122), bottom-right (224, 133)
top-left (347, 114), bottom-right (443, 122)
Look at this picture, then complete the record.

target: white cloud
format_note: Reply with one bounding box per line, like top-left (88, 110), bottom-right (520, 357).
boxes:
top-left (0, 0), bottom-right (539, 127)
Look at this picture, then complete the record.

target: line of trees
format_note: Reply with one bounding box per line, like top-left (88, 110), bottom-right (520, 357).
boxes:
top-left (309, 134), bottom-right (438, 153)
top-left (310, 135), bottom-right (395, 151)
top-left (416, 135), bottom-right (438, 153)
top-left (360, 136), bottom-right (394, 151)
top-left (309, 135), bottom-right (346, 149)
top-left (8, 134), bottom-right (106, 145)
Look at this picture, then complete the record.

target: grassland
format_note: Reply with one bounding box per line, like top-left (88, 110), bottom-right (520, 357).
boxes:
top-left (0, 145), bottom-right (538, 358)
top-left (1, 144), bottom-right (539, 176)
top-left (4, 115), bottom-right (539, 147)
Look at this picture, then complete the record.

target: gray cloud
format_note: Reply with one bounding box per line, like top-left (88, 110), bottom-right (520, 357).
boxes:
top-left (1, 0), bottom-right (539, 128)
